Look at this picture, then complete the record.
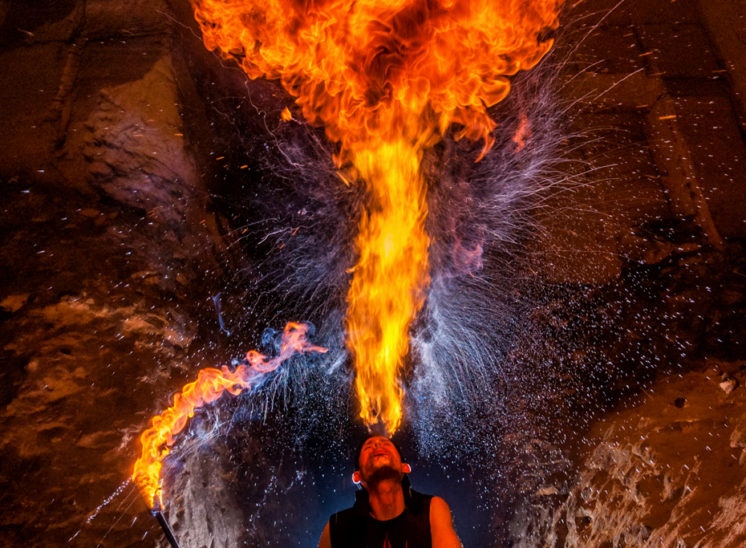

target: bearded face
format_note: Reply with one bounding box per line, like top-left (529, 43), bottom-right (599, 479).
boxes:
top-left (357, 436), bottom-right (405, 486)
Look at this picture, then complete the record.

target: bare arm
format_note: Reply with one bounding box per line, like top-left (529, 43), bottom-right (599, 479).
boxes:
top-left (318, 522), bottom-right (331, 548)
top-left (430, 496), bottom-right (462, 548)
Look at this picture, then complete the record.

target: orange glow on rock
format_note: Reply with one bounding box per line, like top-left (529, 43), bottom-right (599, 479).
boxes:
top-left (133, 322), bottom-right (327, 509)
top-left (190, 0), bottom-right (561, 434)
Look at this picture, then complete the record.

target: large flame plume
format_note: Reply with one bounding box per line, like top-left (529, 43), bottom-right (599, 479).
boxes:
top-left (133, 322), bottom-right (327, 509)
top-left (191, 0), bottom-right (561, 434)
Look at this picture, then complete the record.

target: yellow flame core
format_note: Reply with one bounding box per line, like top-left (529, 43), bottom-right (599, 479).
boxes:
top-left (347, 139), bottom-right (429, 433)
top-left (190, 0), bottom-right (561, 434)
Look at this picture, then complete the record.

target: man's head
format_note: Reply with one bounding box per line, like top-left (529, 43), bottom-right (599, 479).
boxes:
top-left (352, 436), bottom-right (411, 489)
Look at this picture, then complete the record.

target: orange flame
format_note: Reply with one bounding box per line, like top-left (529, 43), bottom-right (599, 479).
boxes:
top-left (512, 113), bottom-right (531, 151)
top-left (191, 0), bottom-right (561, 434)
top-left (132, 322), bottom-right (327, 509)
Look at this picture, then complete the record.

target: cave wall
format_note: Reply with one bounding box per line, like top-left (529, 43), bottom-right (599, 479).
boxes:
top-left (507, 1), bottom-right (746, 545)
top-left (513, 361), bottom-right (746, 547)
top-left (0, 1), bottom-right (232, 545)
top-left (531, 0), bottom-right (746, 284)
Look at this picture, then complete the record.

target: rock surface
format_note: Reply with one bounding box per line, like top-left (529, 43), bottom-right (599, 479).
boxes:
top-left (511, 361), bottom-right (746, 547)
top-left (0, 1), bottom-right (227, 545)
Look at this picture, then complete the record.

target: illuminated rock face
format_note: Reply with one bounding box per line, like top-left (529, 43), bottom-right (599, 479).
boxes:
top-left (511, 362), bottom-right (746, 547)
top-left (0, 1), bottom-right (228, 545)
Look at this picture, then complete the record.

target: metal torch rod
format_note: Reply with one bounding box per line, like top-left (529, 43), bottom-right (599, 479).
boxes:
top-left (152, 510), bottom-right (181, 548)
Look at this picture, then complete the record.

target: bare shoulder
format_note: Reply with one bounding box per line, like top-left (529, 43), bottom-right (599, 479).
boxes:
top-left (318, 521), bottom-right (331, 548)
top-left (429, 496), bottom-right (462, 548)
top-left (430, 496), bottom-right (451, 513)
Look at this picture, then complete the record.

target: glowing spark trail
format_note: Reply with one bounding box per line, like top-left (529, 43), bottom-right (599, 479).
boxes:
top-left (191, 0), bottom-right (561, 434)
top-left (132, 322), bottom-right (327, 509)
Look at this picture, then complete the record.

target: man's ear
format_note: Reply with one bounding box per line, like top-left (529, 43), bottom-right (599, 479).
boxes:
top-left (402, 463), bottom-right (412, 474)
top-left (352, 471), bottom-right (361, 485)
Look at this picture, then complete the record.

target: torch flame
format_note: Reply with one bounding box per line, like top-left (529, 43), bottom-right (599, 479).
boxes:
top-left (132, 322), bottom-right (327, 509)
top-left (191, 0), bottom-right (561, 434)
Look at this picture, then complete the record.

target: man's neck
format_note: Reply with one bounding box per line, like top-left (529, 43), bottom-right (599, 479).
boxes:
top-left (367, 479), bottom-right (405, 521)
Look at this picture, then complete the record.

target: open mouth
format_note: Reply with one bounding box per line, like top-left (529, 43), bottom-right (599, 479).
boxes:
top-left (372, 450), bottom-right (391, 461)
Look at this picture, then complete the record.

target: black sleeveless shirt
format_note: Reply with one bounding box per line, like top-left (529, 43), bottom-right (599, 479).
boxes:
top-left (329, 488), bottom-right (432, 548)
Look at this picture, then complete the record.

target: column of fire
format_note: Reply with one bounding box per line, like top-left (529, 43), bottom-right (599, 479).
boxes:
top-left (191, 0), bottom-right (562, 435)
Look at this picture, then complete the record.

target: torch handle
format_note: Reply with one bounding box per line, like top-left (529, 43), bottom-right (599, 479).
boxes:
top-left (153, 510), bottom-right (181, 548)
